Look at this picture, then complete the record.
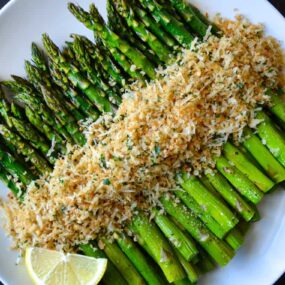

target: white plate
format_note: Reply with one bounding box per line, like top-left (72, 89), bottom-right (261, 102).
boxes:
top-left (0, 0), bottom-right (285, 284)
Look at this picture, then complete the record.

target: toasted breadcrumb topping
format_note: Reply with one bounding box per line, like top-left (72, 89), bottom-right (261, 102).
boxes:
top-left (2, 17), bottom-right (283, 251)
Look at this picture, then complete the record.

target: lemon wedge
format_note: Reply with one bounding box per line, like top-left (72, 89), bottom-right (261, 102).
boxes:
top-left (25, 247), bottom-right (107, 285)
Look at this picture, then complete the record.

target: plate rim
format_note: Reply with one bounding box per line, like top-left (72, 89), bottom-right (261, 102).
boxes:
top-left (0, 0), bottom-right (285, 284)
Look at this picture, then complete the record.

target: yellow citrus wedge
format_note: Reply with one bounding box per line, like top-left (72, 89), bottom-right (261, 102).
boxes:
top-left (25, 247), bottom-right (107, 285)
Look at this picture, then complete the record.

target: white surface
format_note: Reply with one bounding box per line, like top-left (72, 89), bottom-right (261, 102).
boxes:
top-left (0, 0), bottom-right (285, 284)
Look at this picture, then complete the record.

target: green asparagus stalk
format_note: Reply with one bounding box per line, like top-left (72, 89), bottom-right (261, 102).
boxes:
top-left (106, 0), bottom-right (161, 66)
top-left (267, 89), bottom-right (285, 125)
top-left (0, 91), bottom-right (58, 161)
top-left (223, 142), bottom-right (274, 192)
top-left (108, 46), bottom-right (145, 80)
top-left (72, 34), bottom-right (127, 87)
top-left (2, 79), bottom-right (73, 144)
top-left (80, 243), bottom-right (128, 285)
top-left (42, 34), bottom-right (113, 113)
top-left (68, 3), bottom-right (156, 79)
top-left (16, 92), bottom-right (73, 144)
top-left (130, 212), bottom-right (186, 283)
top-left (0, 123), bottom-right (52, 175)
top-left (49, 61), bottom-right (100, 120)
top-left (0, 164), bottom-right (25, 198)
top-left (199, 175), bottom-right (221, 197)
top-left (160, 195), bottom-right (235, 266)
top-left (31, 42), bottom-right (49, 73)
top-left (181, 175), bottom-right (239, 234)
top-left (114, 0), bottom-right (172, 64)
top-left (164, 0), bottom-right (220, 36)
top-left (40, 84), bottom-right (86, 146)
top-left (117, 234), bottom-right (165, 285)
top-left (9, 117), bottom-right (57, 164)
top-left (0, 88), bottom-right (64, 155)
top-left (131, 2), bottom-right (177, 49)
top-left (196, 247), bottom-right (216, 273)
top-left (24, 106), bottom-right (67, 154)
top-left (71, 37), bottom-right (122, 105)
top-left (242, 128), bottom-right (285, 183)
top-left (175, 188), bottom-right (227, 238)
top-left (100, 238), bottom-right (146, 285)
top-left (0, 145), bottom-right (36, 186)
top-left (174, 249), bottom-right (199, 284)
top-left (153, 208), bottom-right (199, 261)
top-left (167, 0), bottom-right (212, 37)
top-left (0, 87), bottom-right (14, 128)
top-left (62, 42), bottom-right (81, 68)
top-left (206, 172), bottom-right (255, 222)
top-left (138, 0), bottom-right (194, 47)
top-left (215, 156), bottom-right (264, 204)
top-left (225, 228), bottom-right (244, 251)
top-left (256, 111), bottom-right (285, 167)
top-left (25, 60), bottom-right (86, 122)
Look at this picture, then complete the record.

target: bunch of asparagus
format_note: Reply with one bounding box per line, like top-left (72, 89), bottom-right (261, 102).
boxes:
top-left (1, 0), bottom-right (285, 284)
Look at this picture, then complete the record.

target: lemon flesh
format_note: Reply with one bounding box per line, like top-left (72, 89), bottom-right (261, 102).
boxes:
top-left (25, 247), bottom-right (107, 285)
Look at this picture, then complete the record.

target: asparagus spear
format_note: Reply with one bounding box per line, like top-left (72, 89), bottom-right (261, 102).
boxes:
top-left (160, 195), bottom-right (235, 266)
top-left (25, 60), bottom-right (86, 122)
top-left (49, 61), bottom-right (100, 120)
top-left (153, 208), bottom-right (199, 261)
top-left (137, 0), bottom-right (194, 47)
top-left (80, 243), bottom-right (128, 285)
top-left (256, 111), bottom-right (285, 168)
top-left (0, 164), bottom-right (25, 198)
top-left (206, 172), bottom-right (255, 222)
top-left (100, 238), bottom-right (146, 285)
top-left (196, 246), bottom-right (216, 273)
top-left (62, 42), bottom-right (81, 69)
top-left (0, 89), bottom-right (60, 162)
top-left (130, 212), bottom-right (186, 283)
top-left (114, 0), bottom-right (172, 64)
top-left (9, 117), bottom-right (57, 164)
top-left (117, 234), bottom-right (165, 285)
top-left (0, 123), bottom-right (52, 175)
top-left (106, 0), bottom-right (161, 66)
top-left (2, 78), bottom-right (73, 143)
top-left (24, 106), bottom-right (67, 154)
top-left (42, 34), bottom-right (113, 113)
top-left (71, 34), bottom-right (127, 87)
top-left (31, 42), bottom-right (49, 73)
top-left (0, 145), bottom-right (36, 186)
top-left (71, 37), bottom-right (122, 105)
top-left (181, 175), bottom-right (239, 234)
top-left (223, 142), bottom-right (275, 192)
top-left (269, 91), bottom-right (285, 125)
top-left (94, 31), bottom-right (146, 81)
top-left (225, 228), bottom-right (244, 251)
top-left (167, 0), bottom-right (212, 37)
top-left (131, 2), bottom-right (177, 49)
top-left (0, 85), bottom-right (65, 154)
top-left (242, 128), bottom-right (285, 183)
top-left (215, 156), bottom-right (264, 204)
top-left (68, 3), bottom-right (156, 79)
top-left (11, 74), bottom-right (84, 145)
top-left (108, 46), bottom-right (146, 80)
top-left (0, 87), bottom-right (14, 128)
top-left (174, 249), bottom-right (199, 284)
top-left (40, 84), bottom-right (86, 146)
top-left (175, 188), bottom-right (227, 239)
top-left (163, 0), bottom-right (220, 36)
